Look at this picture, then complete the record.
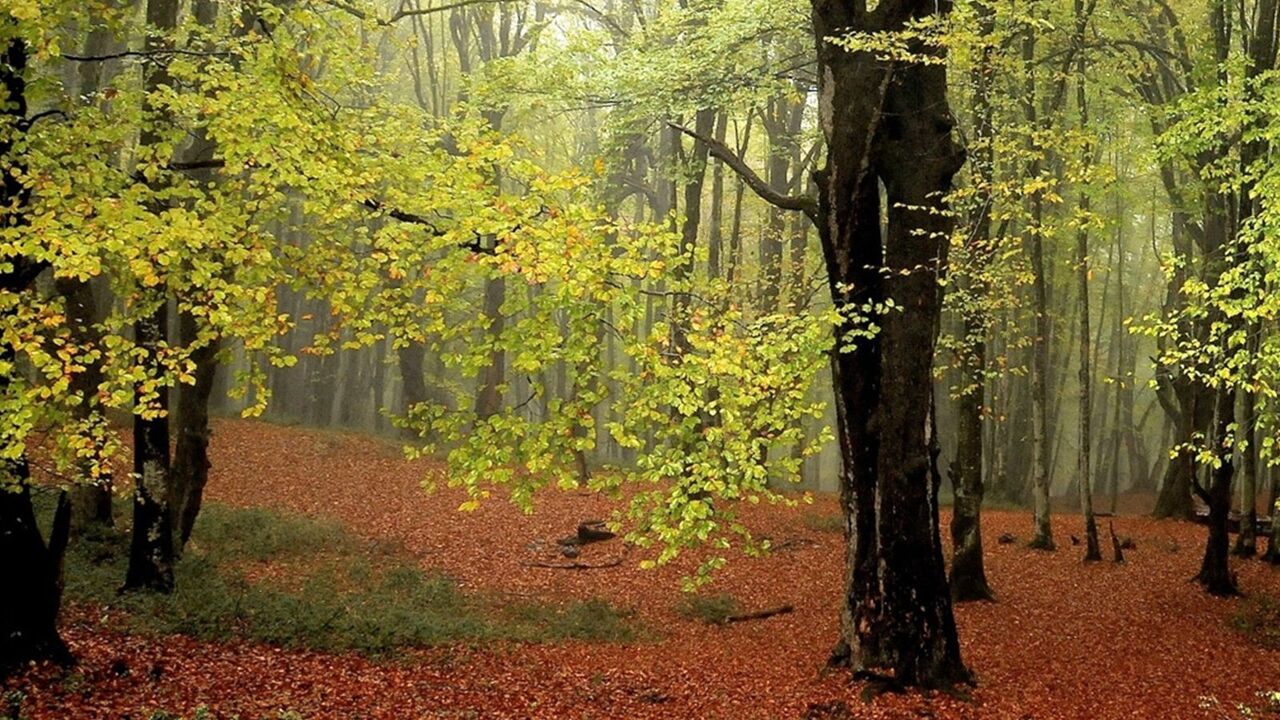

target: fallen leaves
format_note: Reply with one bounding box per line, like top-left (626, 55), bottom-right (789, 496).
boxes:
top-left (9, 418), bottom-right (1280, 719)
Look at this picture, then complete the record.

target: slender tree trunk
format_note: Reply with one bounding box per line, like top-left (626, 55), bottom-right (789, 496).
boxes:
top-left (123, 0), bottom-right (180, 594)
top-left (707, 111), bottom-right (728, 281)
top-left (1073, 5), bottom-right (1101, 561)
top-left (949, 0), bottom-right (996, 602)
top-left (60, 15), bottom-right (120, 530)
top-left (1022, 20), bottom-right (1054, 550)
top-left (1263, 465), bottom-right (1280, 564)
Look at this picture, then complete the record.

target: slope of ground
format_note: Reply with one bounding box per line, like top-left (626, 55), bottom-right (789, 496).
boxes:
top-left (10, 419), bottom-right (1280, 719)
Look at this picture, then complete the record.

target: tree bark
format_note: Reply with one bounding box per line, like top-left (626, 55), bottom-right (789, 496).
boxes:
top-left (1022, 19), bottom-right (1055, 550)
top-left (1073, 1), bottom-right (1101, 562)
top-left (814, 0), bottom-right (970, 686)
top-left (170, 313), bottom-right (219, 554)
top-left (123, 0), bottom-right (180, 594)
top-left (0, 484), bottom-right (73, 676)
top-left (948, 0), bottom-right (996, 602)
top-left (0, 35), bottom-right (75, 674)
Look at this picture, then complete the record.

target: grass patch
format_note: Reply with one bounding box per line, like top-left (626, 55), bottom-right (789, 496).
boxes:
top-left (51, 498), bottom-right (640, 655)
top-left (676, 592), bottom-right (740, 624)
top-left (800, 510), bottom-right (843, 534)
top-left (1231, 594), bottom-right (1280, 650)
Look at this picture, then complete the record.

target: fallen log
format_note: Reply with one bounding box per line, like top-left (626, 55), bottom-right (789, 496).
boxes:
top-left (556, 520), bottom-right (617, 547)
top-left (726, 604), bottom-right (794, 623)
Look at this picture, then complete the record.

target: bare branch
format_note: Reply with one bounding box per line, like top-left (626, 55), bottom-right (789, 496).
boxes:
top-left (667, 121), bottom-right (817, 224)
top-left (324, 0), bottom-right (511, 25)
top-left (62, 48), bottom-right (233, 63)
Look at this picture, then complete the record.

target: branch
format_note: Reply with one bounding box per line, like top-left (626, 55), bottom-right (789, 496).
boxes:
top-left (325, 0), bottom-right (510, 25)
top-left (62, 48), bottom-right (233, 63)
top-left (667, 122), bottom-right (817, 224)
top-left (19, 109), bottom-right (67, 129)
top-left (726, 604), bottom-right (794, 623)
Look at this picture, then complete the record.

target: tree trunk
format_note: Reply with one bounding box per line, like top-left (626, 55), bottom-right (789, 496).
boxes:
top-left (707, 111), bottom-right (728, 281)
top-left (1197, 389), bottom-right (1237, 595)
top-left (815, 0), bottom-right (969, 686)
top-left (475, 276), bottom-right (506, 419)
top-left (1073, 6), bottom-right (1100, 562)
top-left (1022, 22), bottom-right (1054, 550)
top-left (948, 0), bottom-right (995, 603)
top-left (123, 0), bottom-right (180, 594)
top-left (1233, 384), bottom-right (1258, 557)
top-left (1263, 465), bottom-right (1280, 564)
top-left (170, 312), bottom-right (219, 554)
top-left (57, 276), bottom-right (113, 529)
top-left (0, 484), bottom-right (73, 676)
top-left (0, 35), bottom-right (76, 674)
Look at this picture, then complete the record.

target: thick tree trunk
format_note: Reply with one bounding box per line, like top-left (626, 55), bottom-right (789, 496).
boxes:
top-left (815, 0), bottom-right (969, 686)
top-left (0, 35), bottom-right (75, 675)
top-left (0, 484), bottom-right (73, 676)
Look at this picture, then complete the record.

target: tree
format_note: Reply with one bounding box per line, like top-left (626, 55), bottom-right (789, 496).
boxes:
top-left (0, 20), bottom-right (73, 675)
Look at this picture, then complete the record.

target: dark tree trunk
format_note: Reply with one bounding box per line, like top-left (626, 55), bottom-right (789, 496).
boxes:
top-left (398, 343), bottom-right (429, 415)
top-left (124, 303), bottom-right (176, 593)
top-left (123, 0), bottom-right (179, 594)
top-left (948, 0), bottom-right (995, 603)
top-left (0, 484), bottom-right (73, 676)
top-left (57, 276), bottom-right (114, 529)
top-left (1196, 392), bottom-right (1237, 596)
top-left (0, 34), bottom-right (75, 675)
top-left (475, 276), bottom-right (507, 419)
top-left (814, 0), bottom-right (969, 687)
top-left (170, 312), bottom-right (219, 554)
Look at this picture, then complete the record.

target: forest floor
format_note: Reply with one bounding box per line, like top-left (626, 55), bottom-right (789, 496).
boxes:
top-left (10, 418), bottom-right (1280, 720)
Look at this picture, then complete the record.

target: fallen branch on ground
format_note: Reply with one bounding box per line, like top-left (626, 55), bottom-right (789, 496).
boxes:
top-left (726, 604), bottom-right (794, 623)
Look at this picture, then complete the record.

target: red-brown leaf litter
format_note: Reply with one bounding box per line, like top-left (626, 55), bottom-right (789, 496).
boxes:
top-left (11, 419), bottom-right (1280, 718)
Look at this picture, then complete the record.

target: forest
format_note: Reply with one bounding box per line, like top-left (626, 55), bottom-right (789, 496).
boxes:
top-left (2, 0), bottom-right (1280, 716)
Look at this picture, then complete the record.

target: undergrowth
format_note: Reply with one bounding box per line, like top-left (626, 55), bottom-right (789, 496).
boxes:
top-left (1230, 594), bottom-right (1280, 651)
top-left (47, 498), bottom-right (641, 655)
top-left (676, 592), bottom-right (740, 624)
